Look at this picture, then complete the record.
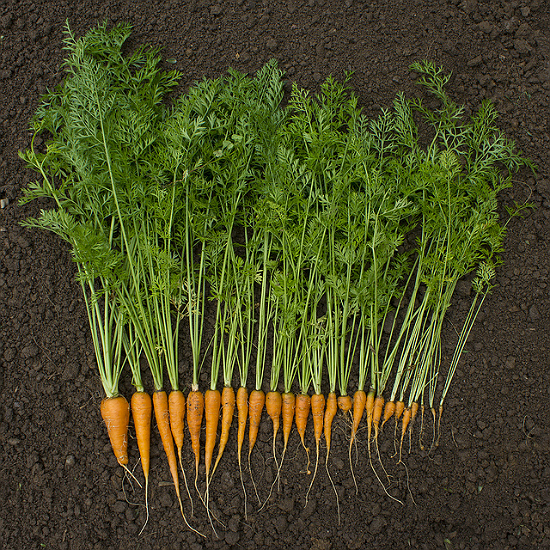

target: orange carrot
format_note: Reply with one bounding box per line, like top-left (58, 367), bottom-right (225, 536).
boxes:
top-left (265, 391), bottom-right (282, 464)
top-left (337, 394), bottom-right (353, 415)
top-left (248, 389), bottom-right (265, 456)
top-left (131, 391), bottom-right (152, 533)
top-left (186, 389), bottom-right (204, 484)
top-left (395, 400), bottom-right (405, 421)
top-left (236, 386), bottom-right (248, 517)
top-left (349, 389), bottom-right (366, 446)
top-left (295, 393), bottom-right (311, 474)
top-left (154, 390), bottom-right (202, 535)
top-left (398, 406), bottom-right (412, 462)
top-left (365, 389), bottom-right (376, 443)
top-left (131, 391), bottom-right (152, 480)
top-left (168, 390), bottom-right (185, 466)
top-left (306, 393), bottom-right (325, 502)
top-left (324, 392), bottom-right (337, 459)
top-left (236, 386), bottom-right (248, 465)
top-left (204, 389), bottom-right (221, 478)
top-left (372, 395), bottom-right (385, 441)
top-left (381, 400), bottom-right (396, 429)
top-left (281, 392), bottom-right (296, 452)
top-left (211, 386), bottom-right (235, 478)
top-left (323, 391), bottom-right (339, 520)
top-left (101, 395), bottom-right (130, 466)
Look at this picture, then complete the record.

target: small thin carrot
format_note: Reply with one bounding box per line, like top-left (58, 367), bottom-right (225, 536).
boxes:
top-left (168, 390), bottom-right (185, 468)
top-left (211, 386), bottom-right (235, 478)
top-left (324, 392), bottom-right (337, 460)
top-left (372, 395), bottom-right (385, 441)
top-left (381, 400), bottom-right (396, 430)
top-left (365, 389), bottom-right (376, 443)
top-left (323, 391), bottom-right (339, 521)
top-left (295, 393), bottom-right (311, 475)
top-left (155, 391), bottom-right (202, 535)
top-left (101, 395), bottom-right (130, 466)
top-left (395, 400), bottom-right (405, 421)
top-left (265, 391), bottom-right (282, 467)
top-left (306, 393), bottom-right (325, 502)
top-left (248, 389), bottom-right (265, 456)
top-left (186, 388), bottom-right (204, 486)
top-left (236, 386), bottom-right (248, 517)
top-left (204, 389), bottom-right (221, 479)
top-left (281, 392), bottom-right (296, 453)
top-left (349, 389), bottom-right (366, 493)
top-left (236, 386), bottom-right (248, 464)
top-left (398, 406), bottom-right (412, 462)
top-left (337, 394), bottom-right (353, 415)
top-left (131, 391), bottom-right (152, 534)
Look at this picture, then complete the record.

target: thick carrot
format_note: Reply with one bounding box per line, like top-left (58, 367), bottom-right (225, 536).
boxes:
top-left (295, 393), bottom-right (311, 474)
top-left (265, 391), bottom-right (282, 465)
top-left (186, 389), bottom-right (204, 484)
top-left (204, 389), bottom-right (221, 478)
top-left (211, 386), bottom-right (235, 478)
top-left (248, 389), bottom-right (265, 456)
top-left (306, 393), bottom-right (325, 502)
top-left (131, 391), bottom-right (152, 534)
top-left (337, 394), bottom-right (353, 415)
top-left (101, 395), bottom-right (130, 466)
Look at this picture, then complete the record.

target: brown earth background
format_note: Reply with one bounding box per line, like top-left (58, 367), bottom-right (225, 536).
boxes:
top-left (1, 0), bottom-right (549, 549)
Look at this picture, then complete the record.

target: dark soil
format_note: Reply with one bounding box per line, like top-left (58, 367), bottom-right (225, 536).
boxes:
top-left (1, 1), bottom-right (549, 549)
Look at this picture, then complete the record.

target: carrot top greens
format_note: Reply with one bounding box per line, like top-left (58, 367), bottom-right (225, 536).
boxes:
top-left (20, 23), bottom-right (534, 452)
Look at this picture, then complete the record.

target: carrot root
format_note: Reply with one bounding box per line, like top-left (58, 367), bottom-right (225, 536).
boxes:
top-left (101, 395), bottom-right (130, 467)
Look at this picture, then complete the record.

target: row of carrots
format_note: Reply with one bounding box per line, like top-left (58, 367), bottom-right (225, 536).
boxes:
top-left (102, 384), bottom-right (425, 531)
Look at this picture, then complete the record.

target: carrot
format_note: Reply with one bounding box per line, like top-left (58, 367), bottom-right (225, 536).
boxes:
top-left (131, 391), bottom-right (152, 480)
top-left (435, 404), bottom-right (443, 447)
top-left (168, 390), bottom-right (185, 468)
top-left (236, 386), bottom-right (248, 517)
top-left (348, 389), bottom-right (366, 493)
top-left (337, 394), bottom-right (353, 415)
top-left (365, 389), bottom-right (376, 443)
top-left (372, 395), bottom-right (385, 441)
top-left (306, 393), bottom-right (325, 502)
top-left (295, 393), bottom-right (311, 475)
top-left (211, 386), bottom-right (235, 478)
top-left (395, 400), bottom-right (405, 421)
top-left (155, 391), bottom-right (202, 535)
top-left (398, 406), bottom-right (412, 462)
top-left (204, 389), bottom-right (221, 478)
top-left (265, 391), bottom-right (282, 466)
top-left (323, 392), bottom-right (337, 460)
top-left (381, 400), bottom-right (396, 430)
top-left (247, 389), bottom-right (265, 457)
top-left (236, 386), bottom-right (248, 465)
top-left (323, 391), bottom-right (340, 521)
top-left (349, 389), bottom-right (366, 447)
top-left (101, 395), bottom-right (130, 466)
top-left (262, 392), bottom-right (295, 509)
top-left (281, 392), bottom-right (296, 453)
top-left (186, 389), bottom-right (204, 486)
top-left (131, 391), bottom-right (152, 534)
